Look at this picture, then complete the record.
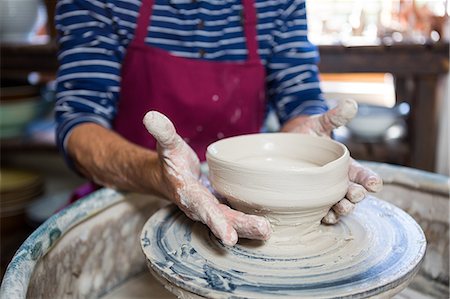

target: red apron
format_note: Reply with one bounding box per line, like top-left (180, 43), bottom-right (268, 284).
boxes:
top-left (69, 0), bottom-right (266, 204)
top-left (114, 0), bottom-right (266, 161)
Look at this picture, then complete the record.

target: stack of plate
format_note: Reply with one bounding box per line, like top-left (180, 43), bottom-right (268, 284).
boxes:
top-left (1, 169), bottom-right (44, 231)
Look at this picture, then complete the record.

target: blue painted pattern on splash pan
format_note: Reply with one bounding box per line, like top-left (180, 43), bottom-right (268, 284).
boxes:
top-left (141, 196), bottom-right (426, 298)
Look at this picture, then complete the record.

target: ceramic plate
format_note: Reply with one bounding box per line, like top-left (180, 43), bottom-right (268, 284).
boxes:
top-left (141, 197), bottom-right (426, 298)
top-left (0, 169), bottom-right (42, 193)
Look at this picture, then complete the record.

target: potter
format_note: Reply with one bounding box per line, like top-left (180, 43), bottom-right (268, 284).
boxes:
top-left (54, 0), bottom-right (383, 247)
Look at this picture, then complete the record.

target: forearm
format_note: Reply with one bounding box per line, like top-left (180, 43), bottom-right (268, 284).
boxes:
top-left (280, 99), bottom-right (357, 135)
top-left (67, 123), bottom-right (168, 197)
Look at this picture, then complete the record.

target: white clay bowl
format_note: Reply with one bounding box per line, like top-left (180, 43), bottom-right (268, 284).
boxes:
top-left (206, 133), bottom-right (349, 232)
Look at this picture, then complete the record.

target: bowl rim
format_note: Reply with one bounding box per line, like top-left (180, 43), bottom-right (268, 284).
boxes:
top-left (206, 133), bottom-right (349, 175)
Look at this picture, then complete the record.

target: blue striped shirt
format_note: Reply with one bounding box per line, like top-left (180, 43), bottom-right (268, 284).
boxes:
top-left (55, 0), bottom-right (327, 160)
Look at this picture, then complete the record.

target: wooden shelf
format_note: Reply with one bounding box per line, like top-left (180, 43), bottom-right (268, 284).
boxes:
top-left (1, 41), bottom-right (448, 171)
top-left (1, 138), bottom-right (57, 153)
top-left (1, 42), bottom-right (58, 83)
top-left (2, 42), bottom-right (447, 79)
top-left (318, 42), bottom-right (449, 75)
top-left (344, 140), bottom-right (410, 166)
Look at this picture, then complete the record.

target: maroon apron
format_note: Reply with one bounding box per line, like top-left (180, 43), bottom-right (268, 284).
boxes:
top-left (70, 0), bottom-right (266, 203)
top-left (114, 0), bottom-right (266, 161)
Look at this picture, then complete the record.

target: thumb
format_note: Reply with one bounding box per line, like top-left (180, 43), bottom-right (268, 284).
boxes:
top-left (319, 98), bottom-right (358, 131)
top-left (143, 111), bottom-right (181, 150)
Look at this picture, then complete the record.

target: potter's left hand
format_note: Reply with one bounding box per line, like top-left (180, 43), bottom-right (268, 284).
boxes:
top-left (281, 98), bottom-right (383, 224)
top-left (143, 111), bottom-right (272, 246)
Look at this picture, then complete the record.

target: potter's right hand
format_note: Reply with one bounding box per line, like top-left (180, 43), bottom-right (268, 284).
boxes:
top-left (143, 111), bottom-right (272, 246)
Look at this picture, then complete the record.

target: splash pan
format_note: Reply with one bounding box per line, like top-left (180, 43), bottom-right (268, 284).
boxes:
top-left (141, 197), bottom-right (426, 298)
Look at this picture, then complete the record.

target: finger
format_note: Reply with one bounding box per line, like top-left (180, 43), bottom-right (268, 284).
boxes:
top-left (319, 98), bottom-right (358, 131)
top-left (144, 111), bottom-right (200, 176)
top-left (332, 198), bottom-right (355, 216)
top-left (322, 210), bottom-right (339, 224)
top-left (349, 159), bottom-right (383, 192)
top-left (203, 207), bottom-right (239, 246)
top-left (184, 185), bottom-right (238, 246)
top-left (143, 111), bottom-right (182, 150)
top-left (218, 205), bottom-right (272, 240)
top-left (346, 182), bottom-right (367, 203)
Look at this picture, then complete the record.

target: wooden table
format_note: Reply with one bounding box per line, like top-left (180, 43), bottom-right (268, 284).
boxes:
top-left (1, 42), bottom-right (449, 171)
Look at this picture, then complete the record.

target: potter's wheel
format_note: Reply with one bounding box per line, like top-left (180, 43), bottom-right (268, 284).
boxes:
top-left (141, 197), bottom-right (426, 298)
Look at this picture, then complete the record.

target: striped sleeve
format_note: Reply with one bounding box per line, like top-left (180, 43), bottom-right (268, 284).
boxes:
top-left (266, 0), bottom-right (328, 124)
top-left (55, 0), bottom-right (130, 166)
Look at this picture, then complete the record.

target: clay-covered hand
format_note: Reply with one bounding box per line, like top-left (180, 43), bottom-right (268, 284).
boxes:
top-left (143, 111), bottom-right (272, 245)
top-left (281, 99), bottom-right (383, 224)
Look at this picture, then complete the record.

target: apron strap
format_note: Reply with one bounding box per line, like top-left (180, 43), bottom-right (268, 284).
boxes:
top-left (242, 0), bottom-right (260, 62)
top-left (134, 0), bottom-right (261, 63)
top-left (134, 0), bottom-right (154, 45)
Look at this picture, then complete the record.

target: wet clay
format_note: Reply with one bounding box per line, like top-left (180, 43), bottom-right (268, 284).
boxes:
top-left (207, 133), bottom-right (349, 237)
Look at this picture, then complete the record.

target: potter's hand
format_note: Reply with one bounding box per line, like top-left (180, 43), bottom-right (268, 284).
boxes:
top-left (281, 99), bottom-right (383, 224)
top-left (143, 111), bottom-right (272, 245)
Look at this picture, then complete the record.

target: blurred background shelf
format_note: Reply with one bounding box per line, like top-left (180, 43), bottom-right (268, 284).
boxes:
top-left (321, 42), bottom-right (449, 172)
top-left (1, 136), bottom-right (56, 152)
top-left (319, 42), bottom-right (449, 74)
top-left (2, 42), bottom-right (448, 80)
top-left (0, 42), bottom-right (58, 84)
top-left (1, 42), bottom-right (449, 171)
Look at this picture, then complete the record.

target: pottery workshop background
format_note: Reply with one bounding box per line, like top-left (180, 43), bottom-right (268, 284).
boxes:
top-left (0, 0), bottom-right (449, 284)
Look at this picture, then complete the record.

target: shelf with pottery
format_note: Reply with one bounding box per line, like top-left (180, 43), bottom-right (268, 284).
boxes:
top-left (0, 82), bottom-right (56, 152)
top-left (0, 152), bottom-right (86, 279)
top-left (0, 110), bottom-right (56, 152)
top-left (319, 42), bottom-right (449, 172)
top-left (1, 42), bottom-right (448, 171)
top-left (0, 42), bottom-right (57, 84)
top-left (0, 136), bottom-right (56, 153)
top-left (2, 42), bottom-right (448, 81)
top-left (343, 139), bottom-right (410, 166)
top-left (318, 42), bottom-right (449, 74)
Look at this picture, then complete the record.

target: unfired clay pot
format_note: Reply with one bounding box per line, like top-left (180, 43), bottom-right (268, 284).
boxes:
top-left (206, 133), bottom-right (349, 237)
